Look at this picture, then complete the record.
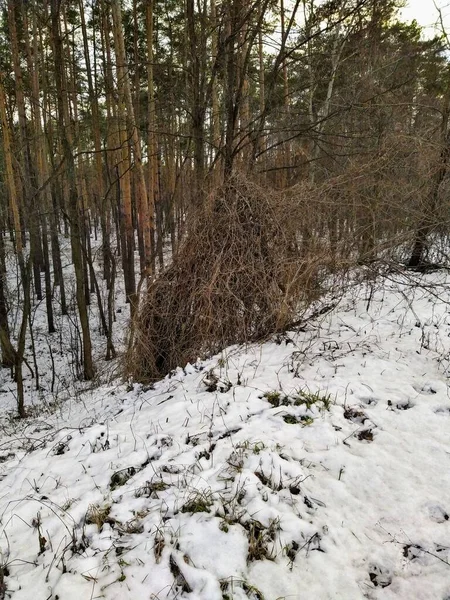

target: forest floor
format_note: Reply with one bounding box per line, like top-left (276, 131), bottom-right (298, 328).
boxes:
top-left (0, 261), bottom-right (449, 599)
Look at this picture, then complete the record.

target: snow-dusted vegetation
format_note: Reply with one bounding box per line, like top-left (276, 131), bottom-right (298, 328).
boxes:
top-left (0, 270), bottom-right (449, 599)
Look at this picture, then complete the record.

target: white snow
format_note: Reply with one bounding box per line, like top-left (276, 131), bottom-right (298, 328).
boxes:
top-left (0, 269), bottom-right (449, 599)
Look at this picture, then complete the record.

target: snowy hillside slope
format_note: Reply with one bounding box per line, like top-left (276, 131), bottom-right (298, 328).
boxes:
top-left (0, 271), bottom-right (449, 599)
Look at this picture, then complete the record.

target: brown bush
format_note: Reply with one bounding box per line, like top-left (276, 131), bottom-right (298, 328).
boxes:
top-left (127, 140), bottom-right (450, 382)
top-left (127, 174), bottom-right (330, 382)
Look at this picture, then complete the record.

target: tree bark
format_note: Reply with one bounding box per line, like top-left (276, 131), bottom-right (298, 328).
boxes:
top-left (112, 0), bottom-right (152, 287)
top-left (51, 0), bottom-right (94, 380)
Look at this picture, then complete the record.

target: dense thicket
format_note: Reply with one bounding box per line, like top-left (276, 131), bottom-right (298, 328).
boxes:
top-left (0, 0), bottom-right (449, 398)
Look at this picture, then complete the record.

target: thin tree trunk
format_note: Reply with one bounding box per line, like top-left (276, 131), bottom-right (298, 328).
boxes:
top-left (210, 0), bottom-right (222, 186)
top-left (112, 0), bottom-right (151, 287)
top-left (0, 230), bottom-right (13, 367)
top-left (24, 0), bottom-right (56, 333)
top-left (8, 0), bottom-right (44, 301)
top-left (146, 1), bottom-right (160, 271)
top-left (186, 0), bottom-right (206, 200)
top-left (51, 0), bottom-right (94, 380)
top-left (0, 71), bottom-right (30, 416)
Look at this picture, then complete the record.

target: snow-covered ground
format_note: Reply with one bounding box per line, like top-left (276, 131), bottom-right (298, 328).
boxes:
top-left (0, 234), bottom-right (130, 419)
top-left (0, 269), bottom-right (449, 599)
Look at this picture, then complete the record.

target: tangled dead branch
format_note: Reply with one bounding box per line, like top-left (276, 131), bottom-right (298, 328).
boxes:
top-left (127, 174), bottom-right (330, 381)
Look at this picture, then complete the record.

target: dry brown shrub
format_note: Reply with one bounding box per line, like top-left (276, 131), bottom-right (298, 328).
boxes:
top-left (128, 174), bottom-right (331, 382)
top-left (127, 137), bottom-right (450, 382)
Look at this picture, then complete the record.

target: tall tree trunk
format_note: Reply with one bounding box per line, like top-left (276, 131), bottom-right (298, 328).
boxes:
top-left (51, 0), bottom-right (94, 380)
top-left (257, 27), bottom-right (266, 163)
top-left (146, 0), bottom-right (158, 272)
top-left (8, 0), bottom-right (44, 301)
top-left (109, 2), bottom-right (136, 307)
top-left (210, 0), bottom-right (222, 186)
top-left (41, 52), bottom-right (67, 313)
top-left (112, 0), bottom-right (151, 289)
top-left (0, 71), bottom-right (30, 416)
top-left (23, 0), bottom-right (56, 333)
top-left (186, 0), bottom-right (206, 201)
